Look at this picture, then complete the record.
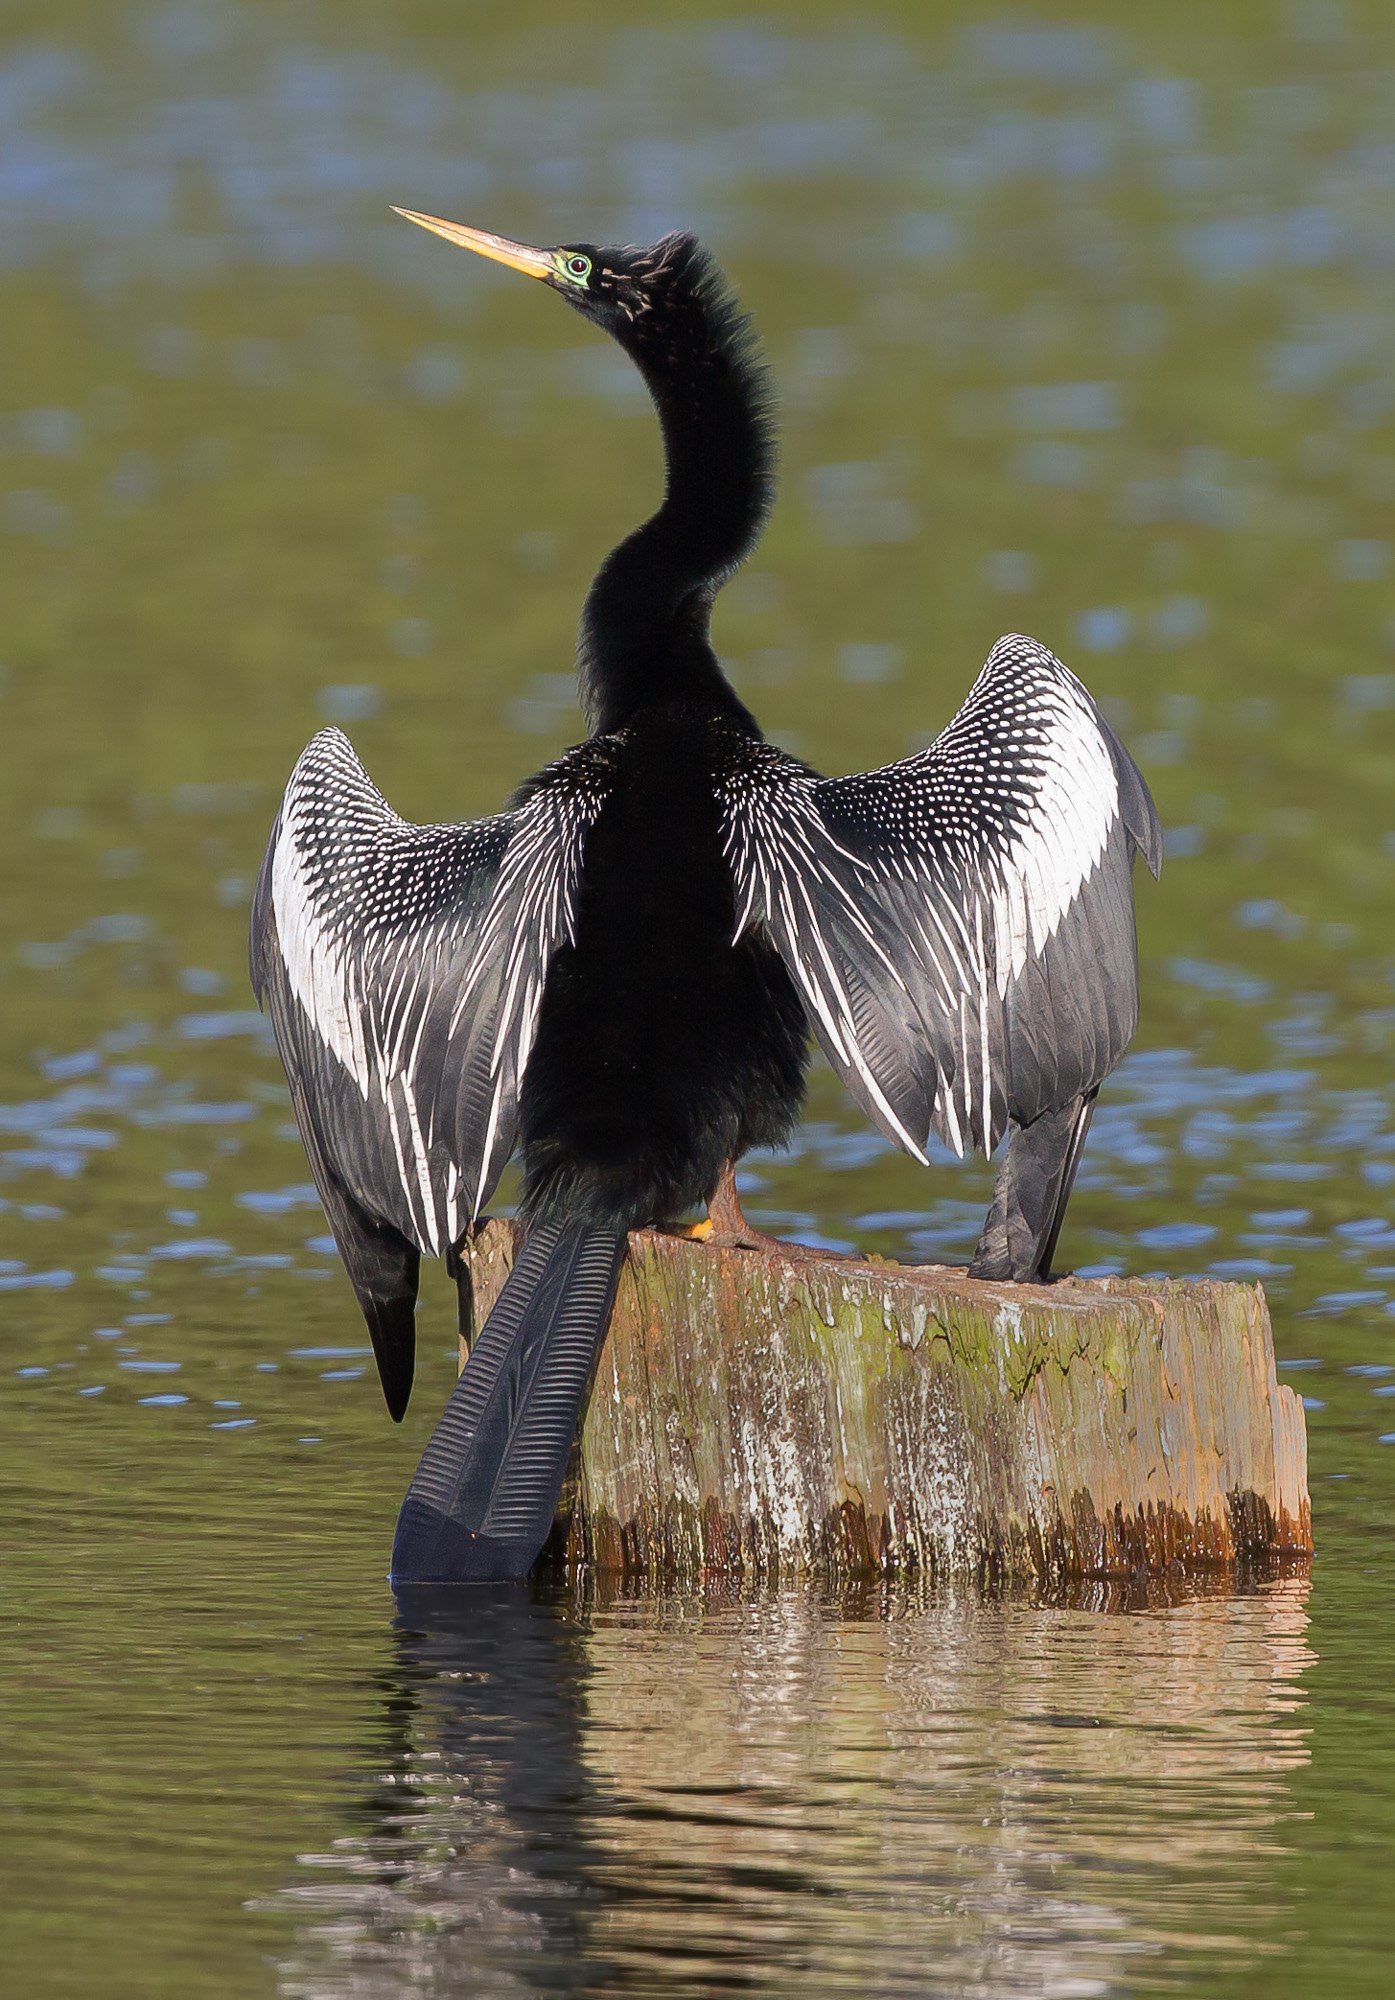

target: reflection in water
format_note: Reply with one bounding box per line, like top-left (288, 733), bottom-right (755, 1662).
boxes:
top-left (273, 1579), bottom-right (1312, 1998)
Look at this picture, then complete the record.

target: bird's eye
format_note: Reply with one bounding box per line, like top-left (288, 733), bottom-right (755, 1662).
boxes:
top-left (564, 254), bottom-right (592, 283)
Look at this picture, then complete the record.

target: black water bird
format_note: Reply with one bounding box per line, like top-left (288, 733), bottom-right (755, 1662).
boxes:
top-left (250, 212), bottom-right (1161, 1585)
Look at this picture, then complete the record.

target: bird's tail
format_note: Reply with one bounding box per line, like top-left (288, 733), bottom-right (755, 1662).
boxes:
top-left (968, 1089), bottom-right (1099, 1284)
top-left (391, 1222), bottom-right (628, 1584)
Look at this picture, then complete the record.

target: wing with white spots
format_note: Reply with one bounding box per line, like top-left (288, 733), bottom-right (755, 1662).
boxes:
top-left (250, 727), bottom-right (615, 1261)
top-left (719, 634), bottom-right (1161, 1163)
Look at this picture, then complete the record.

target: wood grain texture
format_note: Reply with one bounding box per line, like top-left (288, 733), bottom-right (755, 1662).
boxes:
top-left (459, 1221), bottom-right (1311, 1582)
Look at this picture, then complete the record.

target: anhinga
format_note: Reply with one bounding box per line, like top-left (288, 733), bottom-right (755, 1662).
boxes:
top-left (250, 213), bottom-right (1161, 1585)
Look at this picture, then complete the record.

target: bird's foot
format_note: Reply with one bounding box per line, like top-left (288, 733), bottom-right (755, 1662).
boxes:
top-left (687, 1216), bottom-right (781, 1252)
top-left (690, 1164), bottom-right (787, 1254)
top-left (671, 1167), bottom-right (848, 1262)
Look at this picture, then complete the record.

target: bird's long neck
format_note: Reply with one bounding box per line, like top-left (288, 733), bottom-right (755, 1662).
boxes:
top-left (578, 272), bottom-right (772, 736)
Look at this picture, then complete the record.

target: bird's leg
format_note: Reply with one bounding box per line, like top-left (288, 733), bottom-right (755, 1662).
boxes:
top-left (444, 1236), bottom-right (476, 1352)
top-left (689, 1162), bottom-right (783, 1253)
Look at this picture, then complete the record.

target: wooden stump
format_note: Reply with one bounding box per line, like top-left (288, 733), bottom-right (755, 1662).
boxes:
top-left (459, 1221), bottom-right (1312, 1584)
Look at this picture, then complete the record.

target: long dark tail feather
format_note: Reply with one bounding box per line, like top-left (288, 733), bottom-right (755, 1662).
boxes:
top-left (391, 1222), bottom-right (628, 1585)
top-left (968, 1089), bottom-right (1099, 1284)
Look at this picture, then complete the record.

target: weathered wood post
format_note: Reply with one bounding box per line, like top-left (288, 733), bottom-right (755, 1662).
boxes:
top-left (460, 1221), bottom-right (1311, 1583)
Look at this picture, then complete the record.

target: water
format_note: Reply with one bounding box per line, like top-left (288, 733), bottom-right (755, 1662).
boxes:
top-left (2, 1), bottom-right (1395, 1991)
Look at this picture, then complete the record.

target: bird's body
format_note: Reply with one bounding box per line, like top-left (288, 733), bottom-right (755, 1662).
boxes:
top-left (517, 706), bottom-right (807, 1233)
top-left (251, 216), bottom-right (1159, 1585)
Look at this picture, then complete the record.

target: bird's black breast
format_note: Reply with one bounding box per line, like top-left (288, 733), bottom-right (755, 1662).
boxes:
top-left (517, 708), bottom-right (807, 1229)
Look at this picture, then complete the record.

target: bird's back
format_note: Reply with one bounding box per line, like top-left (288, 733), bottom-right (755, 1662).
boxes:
top-left (516, 704), bottom-right (807, 1231)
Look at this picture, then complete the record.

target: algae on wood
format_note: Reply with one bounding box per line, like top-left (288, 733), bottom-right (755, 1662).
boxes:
top-left (459, 1221), bottom-right (1311, 1583)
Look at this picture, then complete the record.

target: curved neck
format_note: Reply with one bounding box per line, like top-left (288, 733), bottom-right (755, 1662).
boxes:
top-left (578, 287), bottom-right (772, 736)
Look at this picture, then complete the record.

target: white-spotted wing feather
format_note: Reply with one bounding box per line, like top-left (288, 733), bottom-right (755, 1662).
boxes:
top-left (252, 727), bottom-right (614, 1257)
top-left (719, 634), bottom-right (1159, 1164)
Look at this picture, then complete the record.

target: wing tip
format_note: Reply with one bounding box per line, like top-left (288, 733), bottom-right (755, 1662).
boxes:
top-left (362, 1293), bottom-right (417, 1423)
top-left (1102, 723), bottom-right (1164, 880)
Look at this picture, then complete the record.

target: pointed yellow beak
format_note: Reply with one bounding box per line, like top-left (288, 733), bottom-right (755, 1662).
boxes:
top-left (391, 208), bottom-right (555, 281)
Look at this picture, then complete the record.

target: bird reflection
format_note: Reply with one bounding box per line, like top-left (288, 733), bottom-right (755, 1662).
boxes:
top-left (272, 1573), bottom-right (1313, 1999)
top-left (343, 1583), bottom-right (605, 1988)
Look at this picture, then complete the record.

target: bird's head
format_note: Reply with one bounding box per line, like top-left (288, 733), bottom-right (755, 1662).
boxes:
top-left (393, 207), bottom-right (772, 722)
top-left (392, 209), bottom-right (714, 354)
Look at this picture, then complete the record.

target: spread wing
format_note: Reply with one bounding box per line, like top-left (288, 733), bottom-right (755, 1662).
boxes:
top-left (250, 727), bottom-right (615, 1261)
top-left (719, 633), bottom-right (1161, 1164)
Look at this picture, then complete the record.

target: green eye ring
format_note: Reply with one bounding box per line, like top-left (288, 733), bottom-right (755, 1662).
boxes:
top-left (559, 252), bottom-right (592, 286)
